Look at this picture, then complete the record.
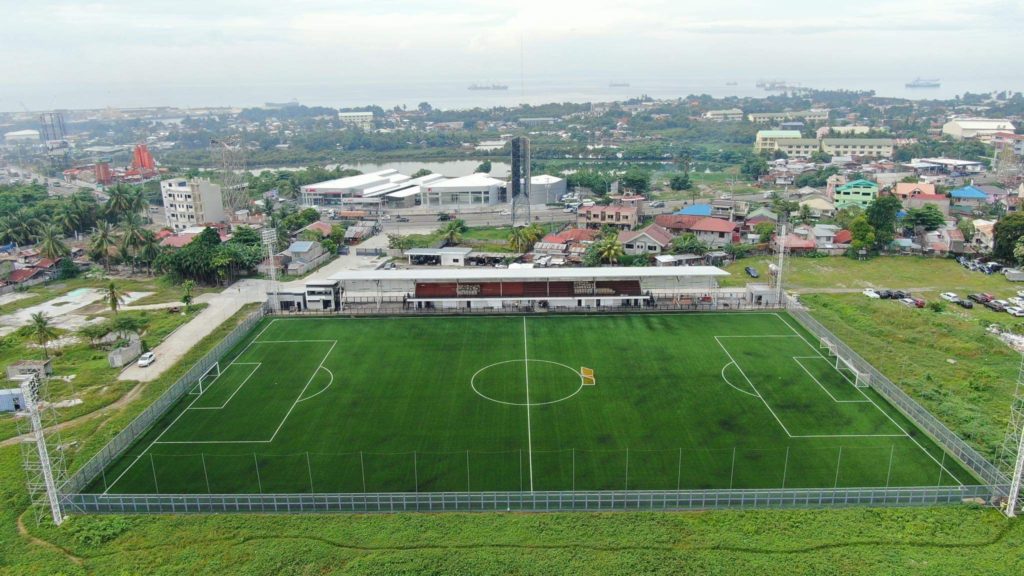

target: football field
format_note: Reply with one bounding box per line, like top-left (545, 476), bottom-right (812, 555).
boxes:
top-left (92, 313), bottom-right (977, 494)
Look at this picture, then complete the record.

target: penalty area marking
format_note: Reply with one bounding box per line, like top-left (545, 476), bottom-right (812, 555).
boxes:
top-left (471, 359), bottom-right (586, 407)
top-left (296, 366), bottom-right (335, 403)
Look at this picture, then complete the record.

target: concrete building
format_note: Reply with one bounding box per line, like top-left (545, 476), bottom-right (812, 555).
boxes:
top-left (0, 388), bottom-right (26, 412)
top-left (338, 111), bottom-right (374, 130)
top-left (748, 109), bottom-right (830, 123)
top-left (754, 130), bottom-right (803, 154)
top-left (160, 178), bottom-right (226, 232)
top-left (774, 138), bottom-right (821, 159)
top-left (527, 175), bottom-right (567, 205)
top-left (579, 205), bottom-right (638, 230)
top-left (821, 138), bottom-right (894, 158)
top-left (420, 173), bottom-right (505, 208)
top-left (834, 179), bottom-right (878, 210)
top-left (301, 169), bottom-right (411, 207)
top-left (817, 125), bottom-right (873, 138)
top-left (702, 108), bottom-right (744, 121)
top-left (4, 129), bottom-right (41, 144)
top-left (942, 118), bottom-right (1016, 141)
top-left (689, 217), bottom-right (735, 247)
top-left (618, 224), bottom-right (674, 256)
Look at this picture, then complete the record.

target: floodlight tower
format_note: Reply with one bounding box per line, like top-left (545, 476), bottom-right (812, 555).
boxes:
top-left (510, 136), bottom-right (531, 226)
top-left (210, 137), bottom-right (248, 212)
top-left (261, 228), bottom-right (279, 312)
top-left (774, 213), bottom-right (788, 307)
top-left (1000, 354), bottom-right (1024, 516)
top-left (17, 374), bottom-right (67, 525)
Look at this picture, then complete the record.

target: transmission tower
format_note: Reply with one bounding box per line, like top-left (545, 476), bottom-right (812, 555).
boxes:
top-left (210, 137), bottom-right (248, 212)
top-left (1000, 354), bottom-right (1024, 516)
top-left (261, 228), bottom-right (279, 313)
top-left (510, 136), bottom-right (531, 226)
top-left (39, 112), bottom-right (71, 171)
top-left (17, 374), bottom-right (68, 525)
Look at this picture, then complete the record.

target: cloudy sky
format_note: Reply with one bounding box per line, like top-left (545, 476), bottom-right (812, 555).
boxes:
top-left (2, 0), bottom-right (1022, 110)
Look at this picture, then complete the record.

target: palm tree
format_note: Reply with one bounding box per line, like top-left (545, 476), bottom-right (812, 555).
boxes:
top-left (29, 312), bottom-right (58, 359)
top-left (119, 213), bottom-right (145, 271)
top-left (38, 223), bottom-right (70, 260)
top-left (508, 226), bottom-right (530, 252)
top-left (0, 209), bottom-right (40, 245)
top-left (104, 281), bottom-right (126, 316)
top-left (670, 233), bottom-right (709, 256)
top-left (90, 221), bottom-right (117, 271)
top-left (596, 233), bottom-right (625, 264)
top-left (438, 221), bottom-right (464, 246)
top-left (181, 280), bottom-right (196, 312)
top-left (137, 229), bottom-right (161, 275)
top-left (53, 203), bottom-right (80, 237)
top-left (105, 184), bottom-right (133, 221)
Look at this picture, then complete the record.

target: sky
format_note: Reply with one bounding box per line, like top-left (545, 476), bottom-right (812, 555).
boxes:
top-left (2, 0), bottom-right (1023, 110)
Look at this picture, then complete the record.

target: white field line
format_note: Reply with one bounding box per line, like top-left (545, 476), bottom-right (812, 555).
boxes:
top-left (773, 313), bottom-right (964, 486)
top-left (266, 340), bottom-right (338, 443)
top-left (714, 336), bottom-right (793, 437)
top-left (523, 317), bottom-right (534, 492)
top-left (719, 362), bottom-right (759, 398)
top-left (296, 366), bottom-right (335, 404)
top-left (791, 357), bottom-right (870, 404)
top-left (189, 363), bottom-right (262, 410)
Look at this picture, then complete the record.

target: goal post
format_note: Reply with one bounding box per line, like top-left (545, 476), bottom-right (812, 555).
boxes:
top-left (580, 367), bottom-right (596, 386)
top-left (191, 362), bottom-right (221, 395)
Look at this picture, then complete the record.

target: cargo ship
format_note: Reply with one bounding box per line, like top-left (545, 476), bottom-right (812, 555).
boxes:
top-left (906, 78), bottom-right (940, 88)
top-left (468, 83), bottom-right (509, 91)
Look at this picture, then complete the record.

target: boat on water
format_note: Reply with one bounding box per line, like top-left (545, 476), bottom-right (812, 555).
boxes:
top-left (468, 83), bottom-right (509, 91)
top-left (725, 81), bottom-right (738, 86)
top-left (906, 78), bottom-right (941, 88)
top-left (609, 82), bottom-right (630, 88)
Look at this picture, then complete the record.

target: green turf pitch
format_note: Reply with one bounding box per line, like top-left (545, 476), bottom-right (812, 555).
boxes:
top-left (92, 313), bottom-right (977, 494)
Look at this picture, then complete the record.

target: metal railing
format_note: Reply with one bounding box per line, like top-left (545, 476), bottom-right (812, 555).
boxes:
top-left (786, 298), bottom-right (1009, 489)
top-left (61, 304), bottom-right (268, 494)
top-left (63, 484), bottom-right (999, 514)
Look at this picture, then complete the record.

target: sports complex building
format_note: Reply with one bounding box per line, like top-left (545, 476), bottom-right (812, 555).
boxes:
top-left (267, 267), bottom-right (783, 313)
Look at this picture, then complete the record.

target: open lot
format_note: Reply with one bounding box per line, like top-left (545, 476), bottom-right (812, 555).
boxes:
top-left (94, 313), bottom-right (973, 495)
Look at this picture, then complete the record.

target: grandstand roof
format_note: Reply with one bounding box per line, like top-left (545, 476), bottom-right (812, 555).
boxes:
top-left (329, 267), bottom-right (728, 283)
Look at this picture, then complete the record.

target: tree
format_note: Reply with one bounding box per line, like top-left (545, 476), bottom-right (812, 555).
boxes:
top-left (119, 212), bottom-right (146, 271)
top-left (104, 281), bottom-right (126, 316)
top-left (418, 102), bottom-right (433, 113)
top-left (508, 226), bottom-right (530, 253)
top-left (798, 204), bottom-right (814, 224)
top-left (668, 173), bottom-right (692, 191)
top-left (753, 222), bottom-right (776, 242)
top-left (105, 184), bottom-right (135, 221)
top-left (595, 233), bottom-right (625, 264)
top-left (865, 195), bottom-right (902, 249)
top-left (438, 220), bottom-right (465, 245)
top-left (475, 160), bottom-right (492, 174)
top-left (89, 220), bottom-right (117, 272)
top-left (834, 206), bottom-right (864, 230)
top-left (809, 150), bottom-right (833, 164)
top-left (411, 168), bottom-right (432, 179)
top-left (849, 215), bottom-right (876, 254)
top-left (620, 167), bottom-right (651, 195)
top-left (722, 242), bottom-right (752, 259)
top-left (958, 218), bottom-right (976, 243)
top-left (670, 233), bottom-right (709, 255)
top-left (29, 312), bottom-right (58, 359)
top-left (740, 157), bottom-right (769, 181)
top-left (57, 257), bottom-right (79, 280)
top-left (38, 223), bottom-right (69, 260)
top-left (993, 212), bottom-right (1024, 261)
top-left (181, 280), bottom-right (196, 312)
top-left (137, 229), bottom-right (162, 275)
top-left (387, 234), bottom-right (413, 251)
top-left (1014, 237), bottom-right (1024, 266)
top-left (903, 205), bottom-right (945, 232)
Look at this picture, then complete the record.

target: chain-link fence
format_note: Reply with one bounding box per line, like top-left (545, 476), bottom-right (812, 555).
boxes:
top-left (786, 298), bottom-right (1009, 490)
top-left (62, 304), bottom-right (268, 494)
top-left (64, 484), bottom-right (996, 514)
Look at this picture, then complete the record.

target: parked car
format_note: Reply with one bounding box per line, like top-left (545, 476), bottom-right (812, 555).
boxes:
top-left (862, 288), bottom-right (880, 299)
top-left (968, 293), bottom-right (992, 303)
top-left (1009, 297), bottom-right (1024, 308)
top-left (648, 201), bottom-right (665, 208)
top-left (940, 292), bottom-right (959, 302)
top-left (396, 216), bottom-right (410, 222)
top-left (957, 299), bottom-right (974, 309)
top-left (1017, 289), bottom-right (1024, 298)
top-left (137, 352), bottom-right (156, 367)
top-left (1007, 307), bottom-right (1024, 317)
top-left (891, 290), bottom-right (909, 300)
top-left (745, 266), bottom-right (760, 278)
top-left (877, 289), bottom-right (893, 299)
top-left (994, 299), bottom-right (1011, 308)
top-left (984, 300), bottom-right (1007, 312)
top-left (912, 298), bottom-right (926, 308)
top-left (899, 298), bottom-right (917, 307)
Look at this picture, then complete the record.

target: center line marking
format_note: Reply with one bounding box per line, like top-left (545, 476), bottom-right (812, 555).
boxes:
top-left (523, 316), bottom-right (534, 492)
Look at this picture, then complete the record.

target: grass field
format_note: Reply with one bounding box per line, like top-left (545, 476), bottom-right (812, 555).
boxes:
top-left (91, 313), bottom-right (975, 495)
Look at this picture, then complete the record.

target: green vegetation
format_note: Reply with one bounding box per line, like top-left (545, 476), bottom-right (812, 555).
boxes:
top-left (95, 314), bottom-right (970, 495)
top-left (402, 222), bottom-right (561, 253)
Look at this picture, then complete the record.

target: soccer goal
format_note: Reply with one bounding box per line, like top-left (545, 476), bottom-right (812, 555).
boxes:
top-left (190, 362), bottom-right (221, 395)
top-left (581, 367), bottom-right (596, 386)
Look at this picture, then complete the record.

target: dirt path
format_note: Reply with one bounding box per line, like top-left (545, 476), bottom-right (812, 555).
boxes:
top-left (17, 511), bottom-right (84, 566)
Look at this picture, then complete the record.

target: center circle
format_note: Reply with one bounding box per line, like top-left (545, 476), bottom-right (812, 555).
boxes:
top-left (471, 360), bottom-right (585, 406)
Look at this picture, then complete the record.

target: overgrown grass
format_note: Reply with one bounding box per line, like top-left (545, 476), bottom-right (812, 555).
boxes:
top-left (0, 276), bottom-right (216, 316)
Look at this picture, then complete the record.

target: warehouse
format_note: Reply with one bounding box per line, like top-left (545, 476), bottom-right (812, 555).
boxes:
top-left (420, 173), bottom-right (505, 208)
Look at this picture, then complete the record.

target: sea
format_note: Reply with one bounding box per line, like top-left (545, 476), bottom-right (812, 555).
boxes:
top-left (5, 75), bottom-right (1020, 113)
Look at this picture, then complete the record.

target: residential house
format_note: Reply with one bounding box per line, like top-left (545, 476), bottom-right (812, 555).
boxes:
top-left (971, 219), bottom-right (995, 252)
top-left (579, 206), bottom-right (638, 230)
top-left (834, 180), bottom-right (878, 210)
top-left (710, 199), bottom-right (749, 221)
top-left (676, 203), bottom-right (713, 217)
top-left (744, 207), bottom-right (778, 229)
top-left (689, 218), bottom-right (735, 248)
top-left (905, 194), bottom-right (950, 216)
top-left (285, 241), bottom-right (328, 275)
top-left (300, 220), bottom-right (333, 239)
top-left (894, 182), bottom-right (937, 200)
top-left (618, 224), bottom-right (674, 256)
top-left (798, 194), bottom-right (837, 218)
top-left (653, 214), bottom-right (703, 234)
top-left (772, 234), bottom-right (817, 254)
top-left (950, 185), bottom-right (989, 208)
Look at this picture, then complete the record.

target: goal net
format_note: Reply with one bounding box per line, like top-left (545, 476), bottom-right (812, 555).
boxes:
top-left (191, 362), bottom-right (221, 395)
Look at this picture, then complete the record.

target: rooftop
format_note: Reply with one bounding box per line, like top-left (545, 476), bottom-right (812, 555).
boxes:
top-left (329, 267), bottom-right (729, 283)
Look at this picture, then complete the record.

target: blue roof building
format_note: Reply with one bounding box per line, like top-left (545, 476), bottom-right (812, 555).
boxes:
top-left (675, 203), bottom-right (713, 216)
top-left (950, 185), bottom-right (988, 201)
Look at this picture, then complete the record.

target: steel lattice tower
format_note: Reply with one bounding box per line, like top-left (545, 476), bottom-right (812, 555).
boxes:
top-left (17, 374), bottom-right (67, 525)
top-left (1000, 354), bottom-right (1024, 516)
top-left (510, 137), bottom-right (531, 226)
